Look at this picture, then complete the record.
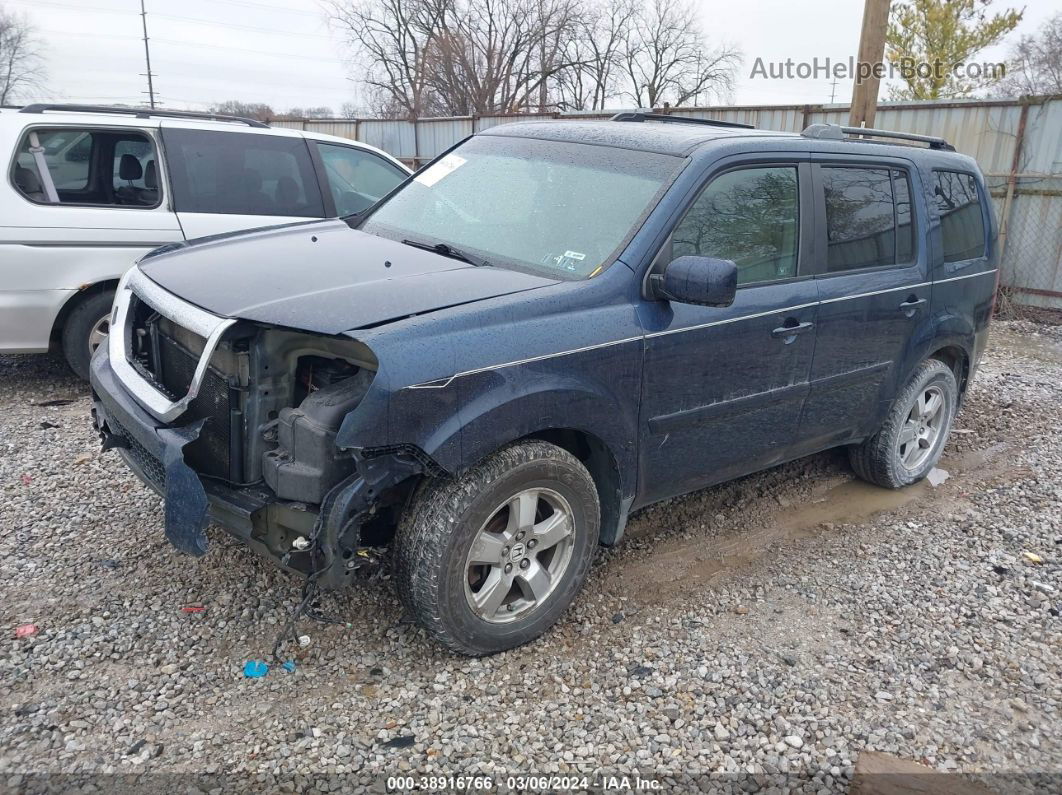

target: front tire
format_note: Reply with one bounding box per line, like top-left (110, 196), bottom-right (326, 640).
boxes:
top-left (849, 358), bottom-right (958, 488)
top-left (61, 291), bottom-right (115, 380)
top-left (394, 441), bottom-right (600, 655)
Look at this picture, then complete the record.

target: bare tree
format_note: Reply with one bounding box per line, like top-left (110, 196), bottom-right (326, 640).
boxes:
top-left (331, 0), bottom-right (738, 116)
top-left (554, 0), bottom-right (635, 110)
top-left (621, 0), bottom-right (739, 108)
top-left (999, 12), bottom-right (1062, 96)
top-left (329, 0), bottom-right (451, 117)
top-left (209, 100), bottom-right (276, 122)
top-left (284, 106), bottom-right (335, 118)
top-left (0, 6), bottom-right (44, 106)
top-left (428, 0), bottom-right (584, 114)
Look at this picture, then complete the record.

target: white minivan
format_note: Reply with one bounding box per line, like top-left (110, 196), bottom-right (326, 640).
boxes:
top-left (2, 104), bottom-right (410, 378)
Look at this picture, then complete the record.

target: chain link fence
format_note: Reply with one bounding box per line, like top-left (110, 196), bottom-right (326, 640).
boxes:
top-left (990, 173), bottom-right (1062, 322)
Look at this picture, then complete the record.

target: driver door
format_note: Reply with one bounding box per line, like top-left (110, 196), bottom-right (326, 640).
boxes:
top-left (637, 161), bottom-right (818, 505)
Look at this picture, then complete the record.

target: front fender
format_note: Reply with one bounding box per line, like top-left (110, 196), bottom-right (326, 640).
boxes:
top-left (337, 337), bottom-right (642, 499)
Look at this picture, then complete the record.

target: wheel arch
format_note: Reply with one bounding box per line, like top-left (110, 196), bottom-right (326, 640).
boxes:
top-left (519, 427), bottom-right (629, 546)
top-left (48, 279), bottom-right (119, 345)
top-left (927, 343), bottom-right (971, 398)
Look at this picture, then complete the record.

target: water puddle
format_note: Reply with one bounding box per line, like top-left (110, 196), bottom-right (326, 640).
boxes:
top-left (611, 440), bottom-right (1013, 606)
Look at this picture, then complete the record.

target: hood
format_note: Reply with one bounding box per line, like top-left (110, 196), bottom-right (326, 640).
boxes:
top-left (137, 220), bottom-right (558, 335)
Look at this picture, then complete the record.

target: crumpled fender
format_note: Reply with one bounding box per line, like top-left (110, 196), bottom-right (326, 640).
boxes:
top-left (158, 418), bottom-right (210, 557)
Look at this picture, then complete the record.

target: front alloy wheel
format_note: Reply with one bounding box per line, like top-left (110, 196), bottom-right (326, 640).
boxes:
top-left (395, 441), bottom-right (600, 655)
top-left (464, 488), bottom-right (576, 623)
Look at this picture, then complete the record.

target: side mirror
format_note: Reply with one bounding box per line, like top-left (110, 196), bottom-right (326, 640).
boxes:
top-left (650, 255), bottom-right (737, 307)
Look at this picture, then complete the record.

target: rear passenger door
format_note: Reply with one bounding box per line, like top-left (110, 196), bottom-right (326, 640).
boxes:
top-left (638, 160), bottom-right (819, 505)
top-left (799, 159), bottom-right (928, 451)
top-left (159, 125), bottom-right (327, 239)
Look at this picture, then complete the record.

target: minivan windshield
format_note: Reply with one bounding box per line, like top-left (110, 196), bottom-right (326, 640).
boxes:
top-left (360, 135), bottom-right (682, 280)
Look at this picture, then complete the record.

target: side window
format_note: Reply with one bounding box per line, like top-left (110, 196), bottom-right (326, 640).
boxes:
top-left (932, 170), bottom-right (985, 262)
top-left (12, 128), bottom-right (160, 207)
top-left (672, 166), bottom-right (799, 286)
top-left (822, 167), bottom-right (897, 272)
top-left (316, 143), bottom-right (407, 216)
top-left (161, 129), bottom-right (325, 217)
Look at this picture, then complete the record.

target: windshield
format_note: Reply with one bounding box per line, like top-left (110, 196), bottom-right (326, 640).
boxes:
top-left (360, 135), bottom-right (682, 280)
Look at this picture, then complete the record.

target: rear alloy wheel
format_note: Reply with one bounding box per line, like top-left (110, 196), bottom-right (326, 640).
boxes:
top-left (61, 290), bottom-right (115, 381)
top-left (849, 358), bottom-right (958, 488)
top-left (395, 441), bottom-right (600, 655)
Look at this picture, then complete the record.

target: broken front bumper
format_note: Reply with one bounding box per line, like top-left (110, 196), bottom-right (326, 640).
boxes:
top-left (90, 345), bottom-right (331, 581)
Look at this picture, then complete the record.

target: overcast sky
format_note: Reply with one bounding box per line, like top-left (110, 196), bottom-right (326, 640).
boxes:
top-left (9, 0), bottom-right (1060, 115)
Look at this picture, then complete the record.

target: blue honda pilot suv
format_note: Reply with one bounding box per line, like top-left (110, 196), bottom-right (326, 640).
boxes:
top-left (90, 113), bottom-right (997, 655)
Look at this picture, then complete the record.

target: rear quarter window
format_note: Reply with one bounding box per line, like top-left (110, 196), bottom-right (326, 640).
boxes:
top-left (932, 170), bottom-right (986, 262)
top-left (161, 128), bottom-right (325, 217)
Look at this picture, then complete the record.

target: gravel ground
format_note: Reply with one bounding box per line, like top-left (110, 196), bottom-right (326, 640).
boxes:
top-left (0, 321), bottom-right (1060, 793)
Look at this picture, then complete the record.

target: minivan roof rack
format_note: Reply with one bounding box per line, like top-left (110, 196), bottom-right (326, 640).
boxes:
top-left (611, 111), bottom-right (754, 130)
top-left (801, 122), bottom-right (954, 151)
top-left (18, 103), bottom-right (270, 129)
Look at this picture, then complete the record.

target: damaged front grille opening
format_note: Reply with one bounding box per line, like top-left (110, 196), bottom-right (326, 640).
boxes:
top-left (115, 299), bottom-right (434, 663)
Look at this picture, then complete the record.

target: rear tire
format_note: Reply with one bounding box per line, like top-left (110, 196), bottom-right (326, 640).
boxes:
top-left (849, 358), bottom-right (958, 489)
top-left (61, 291), bottom-right (114, 381)
top-left (394, 441), bottom-right (600, 656)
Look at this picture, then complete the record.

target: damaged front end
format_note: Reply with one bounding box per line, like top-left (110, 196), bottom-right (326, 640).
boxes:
top-left (90, 268), bottom-right (429, 588)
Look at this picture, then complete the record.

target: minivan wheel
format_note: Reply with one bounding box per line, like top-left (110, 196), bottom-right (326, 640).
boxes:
top-left (394, 441), bottom-right (600, 655)
top-left (849, 358), bottom-right (958, 489)
top-left (61, 291), bottom-right (115, 381)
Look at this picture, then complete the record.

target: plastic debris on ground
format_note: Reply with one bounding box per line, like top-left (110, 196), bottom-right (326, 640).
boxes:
top-left (297, 634), bottom-right (311, 648)
top-left (15, 624), bottom-right (38, 639)
top-left (927, 467), bottom-right (950, 487)
top-left (181, 604), bottom-right (206, 613)
top-left (281, 661), bottom-right (296, 673)
top-left (243, 660), bottom-right (269, 678)
top-left (1023, 551), bottom-right (1044, 565)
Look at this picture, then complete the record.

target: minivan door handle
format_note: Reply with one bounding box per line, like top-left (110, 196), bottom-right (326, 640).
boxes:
top-left (771, 319), bottom-right (814, 343)
top-left (899, 296), bottom-right (927, 317)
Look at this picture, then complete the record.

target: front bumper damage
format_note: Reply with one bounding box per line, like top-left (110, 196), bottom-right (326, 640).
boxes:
top-left (90, 345), bottom-right (424, 588)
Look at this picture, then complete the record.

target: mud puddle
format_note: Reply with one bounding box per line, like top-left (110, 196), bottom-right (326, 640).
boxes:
top-left (607, 440), bottom-right (1014, 607)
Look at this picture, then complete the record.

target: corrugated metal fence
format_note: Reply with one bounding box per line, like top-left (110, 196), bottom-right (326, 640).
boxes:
top-left (276, 97), bottom-right (1062, 309)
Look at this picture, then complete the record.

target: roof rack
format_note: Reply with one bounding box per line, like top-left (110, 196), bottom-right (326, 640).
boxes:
top-left (801, 122), bottom-right (954, 151)
top-left (18, 103), bottom-right (270, 129)
top-left (611, 111), bottom-right (754, 130)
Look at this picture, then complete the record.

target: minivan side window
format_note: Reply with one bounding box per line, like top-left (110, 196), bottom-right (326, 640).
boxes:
top-left (932, 170), bottom-right (986, 262)
top-left (672, 166), bottom-right (799, 286)
top-left (316, 143), bottom-right (406, 216)
top-left (822, 166), bottom-right (916, 272)
top-left (12, 128), bottom-right (161, 208)
top-left (161, 129), bottom-right (325, 217)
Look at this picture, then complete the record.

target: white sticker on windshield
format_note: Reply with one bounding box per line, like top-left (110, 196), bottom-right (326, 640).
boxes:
top-left (563, 251), bottom-right (586, 261)
top-left (414, 154), bottom-right (467, 187)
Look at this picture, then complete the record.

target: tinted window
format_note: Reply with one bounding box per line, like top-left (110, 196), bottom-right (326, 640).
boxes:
top-left (894, 171), bottom-right (914, 263)
top-left (13, 128), bottom-right (160, 207)
top-left (823, 167), bottom-right (899, 272)
top-left (673, 166), bottom-right (799, 285)
top-left (933, 171), bottom-right (985, 262)
top-left (316, 143), bottom-right (406, 216)
top-left (162, 129), bottom-right (324, 217)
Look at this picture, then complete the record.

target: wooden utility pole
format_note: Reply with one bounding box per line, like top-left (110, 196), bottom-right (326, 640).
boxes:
top-left (849, 0), bottom-right (891, 128)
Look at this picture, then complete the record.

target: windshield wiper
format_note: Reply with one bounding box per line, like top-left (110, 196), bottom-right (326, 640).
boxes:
top-left (401, 238), bottom-right (491, 267)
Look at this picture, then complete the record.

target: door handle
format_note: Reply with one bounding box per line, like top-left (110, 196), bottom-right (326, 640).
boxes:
top-left (899, 296), bottom-right (927, 317)
top-left (771, 320), bottom-right (814, 341)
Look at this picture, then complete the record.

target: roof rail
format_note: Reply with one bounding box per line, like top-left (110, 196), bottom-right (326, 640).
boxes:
top-left (801, 122), bottom-right (954, 151)
top-left (18, 103), bottom-right (270, 129)
top-left (611, 111), bottom-right (754, 130)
